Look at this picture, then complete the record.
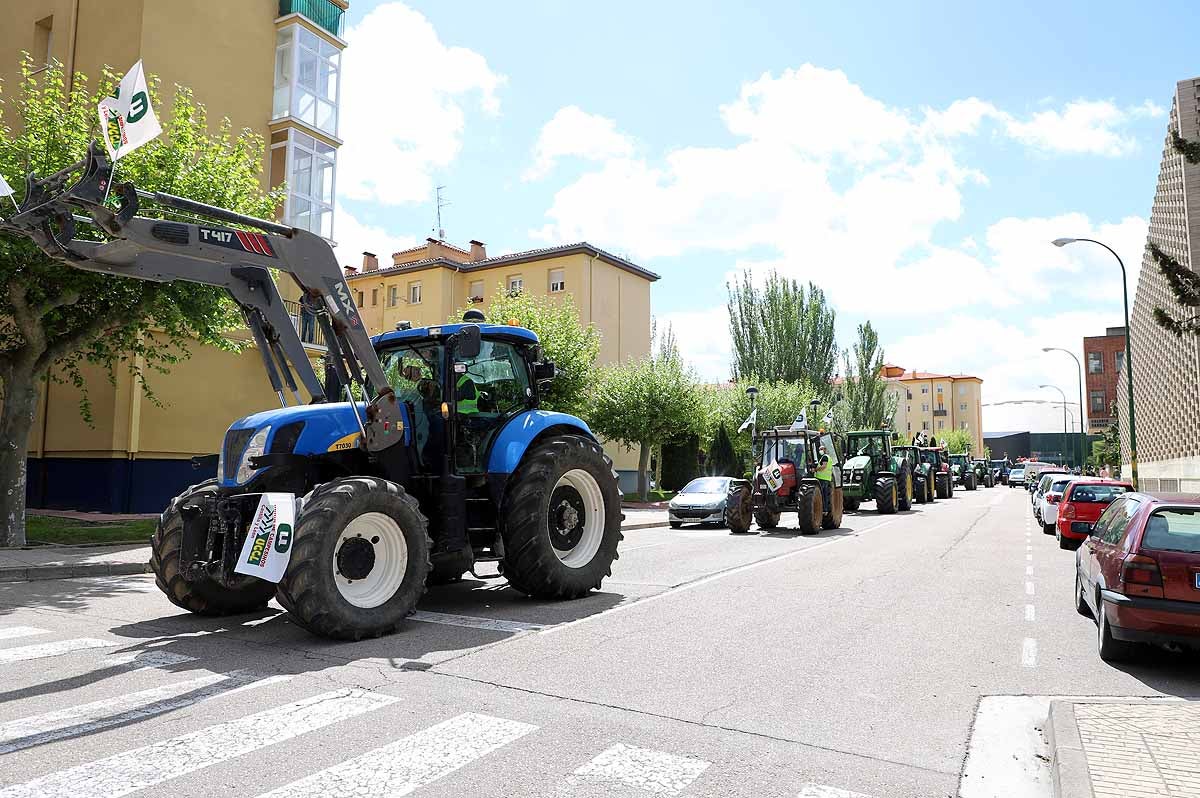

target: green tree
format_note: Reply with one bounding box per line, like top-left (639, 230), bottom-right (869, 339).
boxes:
top-left (1089, 405), bottom-right (1121, 475)
top-left (456, 288), bottom-right (600, 417)
top-left (726, 270), bottom-right (837, 389)
top-left (839, 321), bottom-right (897, 429)
top-left (1147, 134), bottom-right (1200, 338)
top-left (588, 338), bottom-right (702, 500)
top-left (706, 380), bottom-right (817, 471)
top-left (706, 423), bottom-right (738, 477)
top-left (937, 428), bottom-right (975, 454)
top-left (0, 59), bottom-right (282, 546)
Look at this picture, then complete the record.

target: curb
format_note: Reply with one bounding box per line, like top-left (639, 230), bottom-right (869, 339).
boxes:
top-left (1046, 701), bottom-right (1094, 798)
top-left (621, 521), bottom-right (669, 532)
top-left (0, 561), bottom-right (151, 584)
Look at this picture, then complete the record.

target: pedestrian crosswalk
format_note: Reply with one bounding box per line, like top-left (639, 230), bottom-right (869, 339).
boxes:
top-left (0, 621), bottom-right (872, 797)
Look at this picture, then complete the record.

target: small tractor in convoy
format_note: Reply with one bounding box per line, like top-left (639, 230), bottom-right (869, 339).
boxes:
top-left (749, 426), bottom-right (843, 533)
top-left (1, 144), bottom-right (623, 640)
top-left (919, 447), bottom-right (954, 499)
top-left (841, 430), bottom-right (913, 514)
top-left (971, 458), bottom-right (996, 488)
top-left (949, 453), bottom-right (978, 491)
top-left (893, 445), bottom-right (932, 504)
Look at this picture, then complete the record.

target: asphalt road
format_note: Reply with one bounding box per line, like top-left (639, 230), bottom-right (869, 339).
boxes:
top-left (1, 486), bottom-right (1198, 798)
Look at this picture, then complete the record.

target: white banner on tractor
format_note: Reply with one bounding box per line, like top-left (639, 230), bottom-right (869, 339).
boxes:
top-left (762, 460), bottom-right (786, 492)
top-left (97, 60), bottom-right (162, 160)
top-left (0, 173), bottom-right (13, 197)
top-left (234, 493), bottom-right (296, 583)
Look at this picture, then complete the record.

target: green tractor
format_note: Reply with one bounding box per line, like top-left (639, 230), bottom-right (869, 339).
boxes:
top-left (893, 445), bottom-right (933, 504)
top-left (971, 458), bottom-right (996, 488)
top-left (840, 430), bottom-right (913, 514)
top-left (919, 446), bottom-right (954, 499)
top-left (949, 453), bottom-right (978, 491)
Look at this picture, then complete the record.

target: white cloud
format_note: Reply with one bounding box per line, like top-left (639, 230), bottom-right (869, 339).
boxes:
top-left (332, 206), bottom-right (418, 269)
top-left (1002, 99), bottom-right (1163, 157)
top-left (657, 306), bottom-right (733, 383)
top-left (337, 2), bottom-right (504, 205)
top-left (523, 106), bottom-right (635, 180)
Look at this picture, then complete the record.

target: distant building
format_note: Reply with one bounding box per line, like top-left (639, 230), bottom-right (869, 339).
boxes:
top-left (1118, 77), bottom-right (1200, 492)
top-left (880, 365), bottom-right (984, 455)
top-left (1083, 326), bottom-right (1127, 432)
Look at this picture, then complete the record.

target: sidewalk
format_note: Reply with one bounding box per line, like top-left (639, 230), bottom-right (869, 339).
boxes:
top-left (0, 510), bottom-right (671, 584)
top-left (1047, 698), bottom-right (1200, 798)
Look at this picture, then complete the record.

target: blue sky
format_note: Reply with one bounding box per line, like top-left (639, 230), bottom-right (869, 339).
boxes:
top-left (332, 0), bottom-right (1199, 433)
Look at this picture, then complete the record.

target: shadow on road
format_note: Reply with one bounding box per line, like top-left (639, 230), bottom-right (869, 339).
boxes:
top-left (0, 573), bottom-right (152, 619)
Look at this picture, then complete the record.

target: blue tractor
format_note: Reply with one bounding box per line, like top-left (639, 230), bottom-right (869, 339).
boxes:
top-left (2, 144), bottom-right (623, 640)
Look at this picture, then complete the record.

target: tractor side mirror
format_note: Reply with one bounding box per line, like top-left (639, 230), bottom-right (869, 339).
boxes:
top-left (533, 360), bottom-right (557, 383)
top-left (455, 324), bottom-right (482, 360)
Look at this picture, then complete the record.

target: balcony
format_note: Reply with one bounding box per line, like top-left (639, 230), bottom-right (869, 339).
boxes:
top-left (284, 299), bottom-right (327, 350)
top-left (279, 0), bottom-right (344, 37)
top-left (933, 409), bottom-right (947, 417)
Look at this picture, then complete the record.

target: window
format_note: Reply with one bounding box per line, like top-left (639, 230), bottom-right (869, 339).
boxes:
top-left (1087, 352), bottom-right (1103, 374)
top-left (1090, 390), bottom-right (1106, 414)
top-left (452, 341), bottom-right (534, 473)
top-left (1101, 498), bottom-right (1140, 545)
top-left (408, 282), bottom-right (422, 305)
top-left (959, 403), bottom-right (967, 411)
top-left (549, 269), bottom-right (565, 293)
top-left (960, 421), bottom-right (968, 430)
top-left (937, 386), bottom-right (943, 393)
top-left (938, 420), bottom-right (945, 430)
top-left (273, 25), bottom-right (340, 136)
top-left (1142, 509), bottom-right (1200, 553)
top-left (922, 403), bottom-right (929, 412)
top-left (1114, 350), bottom-right (1125, 374)
top-left (922, 421), bottom-right (930, 431)
top-left (906, 390), bottom-right (912, 400)
top-left (371, 288), bottom-right (378, 306)
top-left (468, 280), bottom-right (484, 303)
top-left (507, 275), bottom-right (523, 295)
top-left (34, 16), bottom-right (53, 65)
top-left (280, 130), bottom-right (336, 239)
top-left (355, 291), bottom-right (363, 307)
top-left (907, 422), bottom-right (911, 431)
top-left (921, 386), bottom-right (929, 394)
top-left (958, 385), bottom-right (966, 395)
top-left (388, 286), bottom-right (398, 307)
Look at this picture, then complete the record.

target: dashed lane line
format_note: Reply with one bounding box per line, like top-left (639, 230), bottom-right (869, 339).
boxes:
top-left (1021, 638), bottom-right (1038, 668)
top-left (1025, 605), bottom-right (1035, 622)
top-left (1025, 581), bottom-right (1035, 596)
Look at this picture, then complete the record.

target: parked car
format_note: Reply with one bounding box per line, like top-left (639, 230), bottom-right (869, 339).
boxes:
top-left (1007, 466), bottom-right (1025, 489)
top-left (1076, 492), bottom-right (1200, 661)
top-left (1039, 474), bottom-right (1079, 534)
top-left (668, 476), bottom-right (737, 529)
top-left (1056, 480), bottom-right (1132, 550)
top-left (1032, 471), bottom-right (1071, 517)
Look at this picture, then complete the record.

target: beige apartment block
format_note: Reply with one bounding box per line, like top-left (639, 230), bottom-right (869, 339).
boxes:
top-left (882, 365), bottom-right (985, 455)
top-left (1118, 77), bottom-right (1200, 491)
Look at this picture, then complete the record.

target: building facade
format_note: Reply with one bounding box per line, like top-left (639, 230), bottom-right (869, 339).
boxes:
top-left (4, 1), bottom-right (348, 512)
top-left (1117, 77), bottom-right (1200, 492)
top-left (1083, 326), bottom-right (1126, 432)
top-left (882, 365), bottom-right (985, 456)
top-left (345, 239), bottom-right (660, 486)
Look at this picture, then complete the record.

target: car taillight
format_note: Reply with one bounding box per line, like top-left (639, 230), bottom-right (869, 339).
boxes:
top-left (1062, 503), bottom-right (1075, 519)
top-left (1121, 553), bottom-right (1164, 597)
top-left (1046, 494), bottom-right (1059, 504)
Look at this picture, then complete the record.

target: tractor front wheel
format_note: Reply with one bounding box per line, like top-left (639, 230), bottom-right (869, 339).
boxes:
top-left (276, 477), bottom-right (431, 640)
top-left (797, 485), bottom-right (822, 535)
top-left (822, 486), bottom-right (843, 530)
top-left (501, 436), bottom-right (622, 599)
top-left (725, 482), bottom-right (753, 534)
top-left (754, 505), bottom-right (781, 530)
top-left (843, 495), bottom-right (861, 512)
top-left (935, 472), bottom-right (952, 499)
top-left (965, 473), bottom-right (977, 491)
top-left (897, 464), bottom-right (914, 511)
top-left (874, 477), bottom-right (898, 514)
top-left (151, 480), bottom-right (278, 617)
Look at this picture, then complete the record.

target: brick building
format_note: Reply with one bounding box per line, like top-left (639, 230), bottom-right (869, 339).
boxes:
top-left (1083, 327), bottom-right (1126, 432)
top-left (1117, 77), bottom-right (1200, 492)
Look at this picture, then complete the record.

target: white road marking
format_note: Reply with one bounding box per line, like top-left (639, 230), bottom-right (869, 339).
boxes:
top-left (0, 627), bottom-right (50, 641)
top-left (797, 783), bottom-right (877, 797)
top-left (543, 519), bottom-right (897, 636)
top-left (958, 696), bottom-right (1053, 797)
top-left (257, 712), bottom-right (535, 797)
top-left (570, 743), bottom-right (710, 795)
top-left (102, 651), bottom-right (197, 668)
top-left (0, 638), bottom-right (111, 664)
top-left (408, 610), bottom-right (543, 633)
top-left (1024, 605), bottom-right (1035, 622)
top-left (1025, 581), bottom-right (1035, 595)
top-left (0, 689), bottom-right (397, 798)
top-left (1021, 638), bottom-right (1038, 667)
top-left (1025, 565), bottom-right (1033, 575)
top-left (0, 670), bottom-right (289, 754)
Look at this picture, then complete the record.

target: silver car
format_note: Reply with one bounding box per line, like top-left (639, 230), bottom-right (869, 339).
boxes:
top-left (668, 476), bottom-right (734, 528)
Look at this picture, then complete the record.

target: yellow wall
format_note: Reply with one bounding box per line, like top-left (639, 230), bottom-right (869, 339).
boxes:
top-left (892, 375), bottom-right (984, 455)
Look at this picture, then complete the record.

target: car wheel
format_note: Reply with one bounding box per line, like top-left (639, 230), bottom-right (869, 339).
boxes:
top-left (1075, 567), bottom-right (1091, 618)
top-left (1043, 520), bottom-right (1055, 535)
top-left (669, 521), bottom-right (682, 529)
top-left (1096, 591), bottom-right (1136, 662)
top-left (1057, 526), bottom-right (1072, 550)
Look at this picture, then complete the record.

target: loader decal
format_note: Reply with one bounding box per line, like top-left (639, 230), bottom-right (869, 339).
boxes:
top-left (246, 503), bottom-right (277, 567)
top-left (234, 493), bottom-right (296, 583)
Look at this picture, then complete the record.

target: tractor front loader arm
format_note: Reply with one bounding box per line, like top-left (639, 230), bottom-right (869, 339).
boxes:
top-left (0, 142), bottom-right (403, 453)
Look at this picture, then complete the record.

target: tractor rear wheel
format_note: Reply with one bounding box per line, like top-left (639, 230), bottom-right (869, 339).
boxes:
top-left (874, 477), bottom-right (898, 514)
top-left (797, 485), bottom-right (822, 534)
top-left (914, 476), bottom-right (928, 504)
top-left (965, 473), bottom-right (977, 491)
top-left (500, 436), bottom-right (622, 599)
top-left (725, 482), bottom-right (753, 534)
top-left (754, 506), bottom-right (781, 530)
top-left (935, 473), bottom-right (952, 499)
top-left (822, 486), bottom-right (843, 530)
top-left (924, 473), bottom-right (937, 503)
top-left (897, 463), bottom-right (914, 511)
top-left (276, 477), bottom-right (431, 640)
top-left (150, 480), bottom-right (278, 617)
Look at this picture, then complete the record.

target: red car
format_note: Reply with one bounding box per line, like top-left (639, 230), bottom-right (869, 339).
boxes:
top-left (1055, 480), bottom-right (1132, 549)
top-left (1076, 493), bottom-right (1200, 661)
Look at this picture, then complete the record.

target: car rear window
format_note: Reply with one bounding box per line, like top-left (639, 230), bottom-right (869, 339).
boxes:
top-left (1050, 478), bottom-right (1073, 494)
top-left (1067, 485), bottom-right (1127, 503)
top-left (1142, 509), bottom-right (1200, 553)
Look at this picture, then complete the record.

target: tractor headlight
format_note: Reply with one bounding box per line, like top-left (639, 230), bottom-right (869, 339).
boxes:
top-left (236, 426), bottom-right (271, 484)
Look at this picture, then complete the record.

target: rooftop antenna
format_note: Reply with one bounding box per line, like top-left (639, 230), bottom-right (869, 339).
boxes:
top-left (434, 185), bottom-right (449, 240)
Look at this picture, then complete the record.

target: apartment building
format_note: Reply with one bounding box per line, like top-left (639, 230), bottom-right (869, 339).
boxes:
top-left (1083, 326), bottom-right (1127, 432)
top-left (882, 365), bottom-right (985, 455)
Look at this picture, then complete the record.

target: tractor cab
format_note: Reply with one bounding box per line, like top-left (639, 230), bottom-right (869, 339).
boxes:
top-left (844, 430), bottom-right (892, 474)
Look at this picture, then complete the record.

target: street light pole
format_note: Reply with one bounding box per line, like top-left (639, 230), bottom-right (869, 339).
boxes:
top-left (1052, 238), bottom-right (1138, 488)
top-left (1039, 384), bottom-right (1069, 465)
top-left (1042, 347), bottom-right (1086, 470)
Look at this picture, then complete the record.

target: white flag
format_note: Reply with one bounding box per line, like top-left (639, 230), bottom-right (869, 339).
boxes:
top-left (737, 407), bottom-right (757, 434)
top-left (822, 411), bottom-right (834, 426)
top-left (0, 173), bottom-right (13, 197)
top-left (790, 411), bottom-right (807, 431)
top-left (97, 60), bottom-right (162, 160)
top-left (233, 493), bottom-right (296, 583)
